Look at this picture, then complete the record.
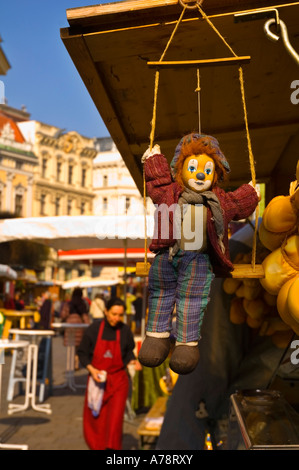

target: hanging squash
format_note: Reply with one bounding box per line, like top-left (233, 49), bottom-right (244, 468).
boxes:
top-left (257, 161), bottom-right (299, 338)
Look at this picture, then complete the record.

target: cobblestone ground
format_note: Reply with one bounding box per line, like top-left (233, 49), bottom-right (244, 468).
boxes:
top-left (0, 334), bottom-right (145, 451)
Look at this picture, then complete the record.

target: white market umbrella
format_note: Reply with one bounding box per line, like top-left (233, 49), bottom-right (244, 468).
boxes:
top-left (62, 272), bottom-right (122, 290)
top-left (0, 264), bottom-right (17, 280)
top-left (62, 275), bottom-right (93, 290)
top-left (0, 215), bottom-right (154, 250)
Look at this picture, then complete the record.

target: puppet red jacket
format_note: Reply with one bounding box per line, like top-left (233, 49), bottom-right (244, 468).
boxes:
top-left (144, 153), bottom-right (259, 276)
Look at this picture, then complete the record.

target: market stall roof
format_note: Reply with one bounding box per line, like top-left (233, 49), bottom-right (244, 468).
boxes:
top-left (0, 264), bottom-right (17, 280)
top-left (58, 247), bottom-right (154, 267)
top-left (62, 267), bottom-right (123, 289)
top-left (61, 0), bottom-right (299, 197)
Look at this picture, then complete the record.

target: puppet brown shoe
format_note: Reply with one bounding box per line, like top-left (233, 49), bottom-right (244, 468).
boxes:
top-left (169, 343), bottom-right (199, 375)
top-left (138, 335), bottom-right (170, 368)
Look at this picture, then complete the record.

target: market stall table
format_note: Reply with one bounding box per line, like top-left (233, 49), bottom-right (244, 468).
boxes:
top-left (7, 329), bottom-right (55, 404)
top-left (0, 338), bottom-right (29, 450)
top-left (1, 310), bottom-right (38, 339)
top-left (137, 396), bottom-right (168, 449)
top-left (51, 322), bottom-right (89, 392)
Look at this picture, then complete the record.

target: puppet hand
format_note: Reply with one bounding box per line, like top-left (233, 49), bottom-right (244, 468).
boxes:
top-left (141, 144), bottom-right (161, 163)
top-left (249, 181), bottom-right (261, 201)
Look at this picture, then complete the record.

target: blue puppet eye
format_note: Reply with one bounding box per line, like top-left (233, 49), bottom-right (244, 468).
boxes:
top-left (188, 165), bottom-right (196, 173)
top-left (204, 161), bottom-right (214, 176)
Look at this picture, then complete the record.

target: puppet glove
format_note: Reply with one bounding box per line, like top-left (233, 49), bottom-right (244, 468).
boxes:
top-left (141, 144), bottom-right (161, 163)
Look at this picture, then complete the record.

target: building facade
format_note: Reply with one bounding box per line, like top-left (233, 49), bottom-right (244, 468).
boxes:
top-left (18, 121), bottom-right (96, 217)
top-left (0, 106), bottom-right (38, 217)
top-left (93, 137), bottom-right (153, 217)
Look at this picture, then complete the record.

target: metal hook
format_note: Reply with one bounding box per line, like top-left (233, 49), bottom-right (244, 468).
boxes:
top-left (178, 0), bottom-right (204, 10)
top-left (264, 18), bottom-right (299, 66)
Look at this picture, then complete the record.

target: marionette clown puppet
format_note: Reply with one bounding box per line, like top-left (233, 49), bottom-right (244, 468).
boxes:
top-left (138, 133), bottom-right (260, 375)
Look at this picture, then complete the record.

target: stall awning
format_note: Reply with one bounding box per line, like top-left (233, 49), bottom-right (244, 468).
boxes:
top-left (0, 264), bottom-right (17, 280)
top-left (17, 269), bottom-right (38, 283)
top-left (58, 247), bottom-right (154, 266)
top-left (0, 215), bottom-right (154, 251)
top-left (62, 268), bottom-right (123, 289)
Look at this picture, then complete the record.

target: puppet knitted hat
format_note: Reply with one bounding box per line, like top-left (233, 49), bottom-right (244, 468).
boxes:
top-left (170, 133), bottom-right (231, 178)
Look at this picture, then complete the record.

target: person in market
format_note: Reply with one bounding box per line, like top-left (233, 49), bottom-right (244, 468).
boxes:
top-left (132, 290), bottom-right (143, 335)
top-left (4, 294), bottom-right (15, 309)
top-left (61, 287), bottom-right (90, 369)
top-left (77, 297), bottom-right (136, 450)
top-left (89, 292), bottom-right (106, 321)
top-left (14, 291), bottom-right (24, 310)
top-left (38, 291), bottom-right (53, 329)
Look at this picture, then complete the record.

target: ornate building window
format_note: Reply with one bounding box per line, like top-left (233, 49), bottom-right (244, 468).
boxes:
top-left (40, 193), bottom-right (46, 216)
top-left (67, 197), bottom-right (72, 215)
top-left (81, 167), bottom-right (86, 187)
top-left (80, 201), bottom-right (85, 215)
top-left (103, 174), bottom-right (108, 187)
top-left (42, 157), bottom-right (47, 178)
top-left (14, 184), bottom-right (25, 217)
top-left (103, 197), bottom-right (108, 214)
top-left (125, 196), bottom-right (131, 214)
top-left (55, 196), bottom-right (61, 216)
top-left (15, 194), bottom-right (23, 217)
top-left (56, 160), bottom-right (62, 182)
top-left (68, 164), bottom-right (73, 185)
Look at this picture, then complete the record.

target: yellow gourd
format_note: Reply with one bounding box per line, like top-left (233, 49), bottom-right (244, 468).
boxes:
top-left (263, 291), bottom-right (277, 307)
top-left (258, 221), bottom-right (286, 252)
top-left (222, 278), bottom-right (242, 295)
top-left (276, 275), bottom-right (299, 328)
top-left (287, 277), bottom-right (299, 323)
top-left (229, 297), bottom-right (247, 325)
top-left (246, 315), bottom-right (263, 329)
top-left (262, 196), bottom-right (297, 233)
top-left (260, 235), bottom-right (299, 295)
top-left (243, 298), bottom-right (267, 319)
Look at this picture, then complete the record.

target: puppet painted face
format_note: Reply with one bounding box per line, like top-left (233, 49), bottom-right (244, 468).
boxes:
top-left (181, 154), bottom-right (215, 192)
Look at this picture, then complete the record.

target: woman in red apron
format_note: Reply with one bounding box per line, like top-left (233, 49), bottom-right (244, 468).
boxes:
top-left (78, 298), bottom-right (136, 450)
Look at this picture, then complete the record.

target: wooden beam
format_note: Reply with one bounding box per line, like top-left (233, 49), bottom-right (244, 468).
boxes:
top-left (230, 264), bottom-right (265, 278)
top-left (66, 1), bottom-right (299, 29)
top-left (147, 56), bottom-right (251, 68)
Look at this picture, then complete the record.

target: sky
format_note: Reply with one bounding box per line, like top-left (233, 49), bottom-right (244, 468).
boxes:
top-left (0, 0), bottom-right (112, 139)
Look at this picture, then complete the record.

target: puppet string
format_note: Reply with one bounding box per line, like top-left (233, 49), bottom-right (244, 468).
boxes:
top-left (195, 68), bottom-right (201, 134)
top-left (149, 5), bottom-right (187, 151)
top-left (146, 6), bottom-right (187, 265)
top-left (197, 3), bottom-right (259, 270)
